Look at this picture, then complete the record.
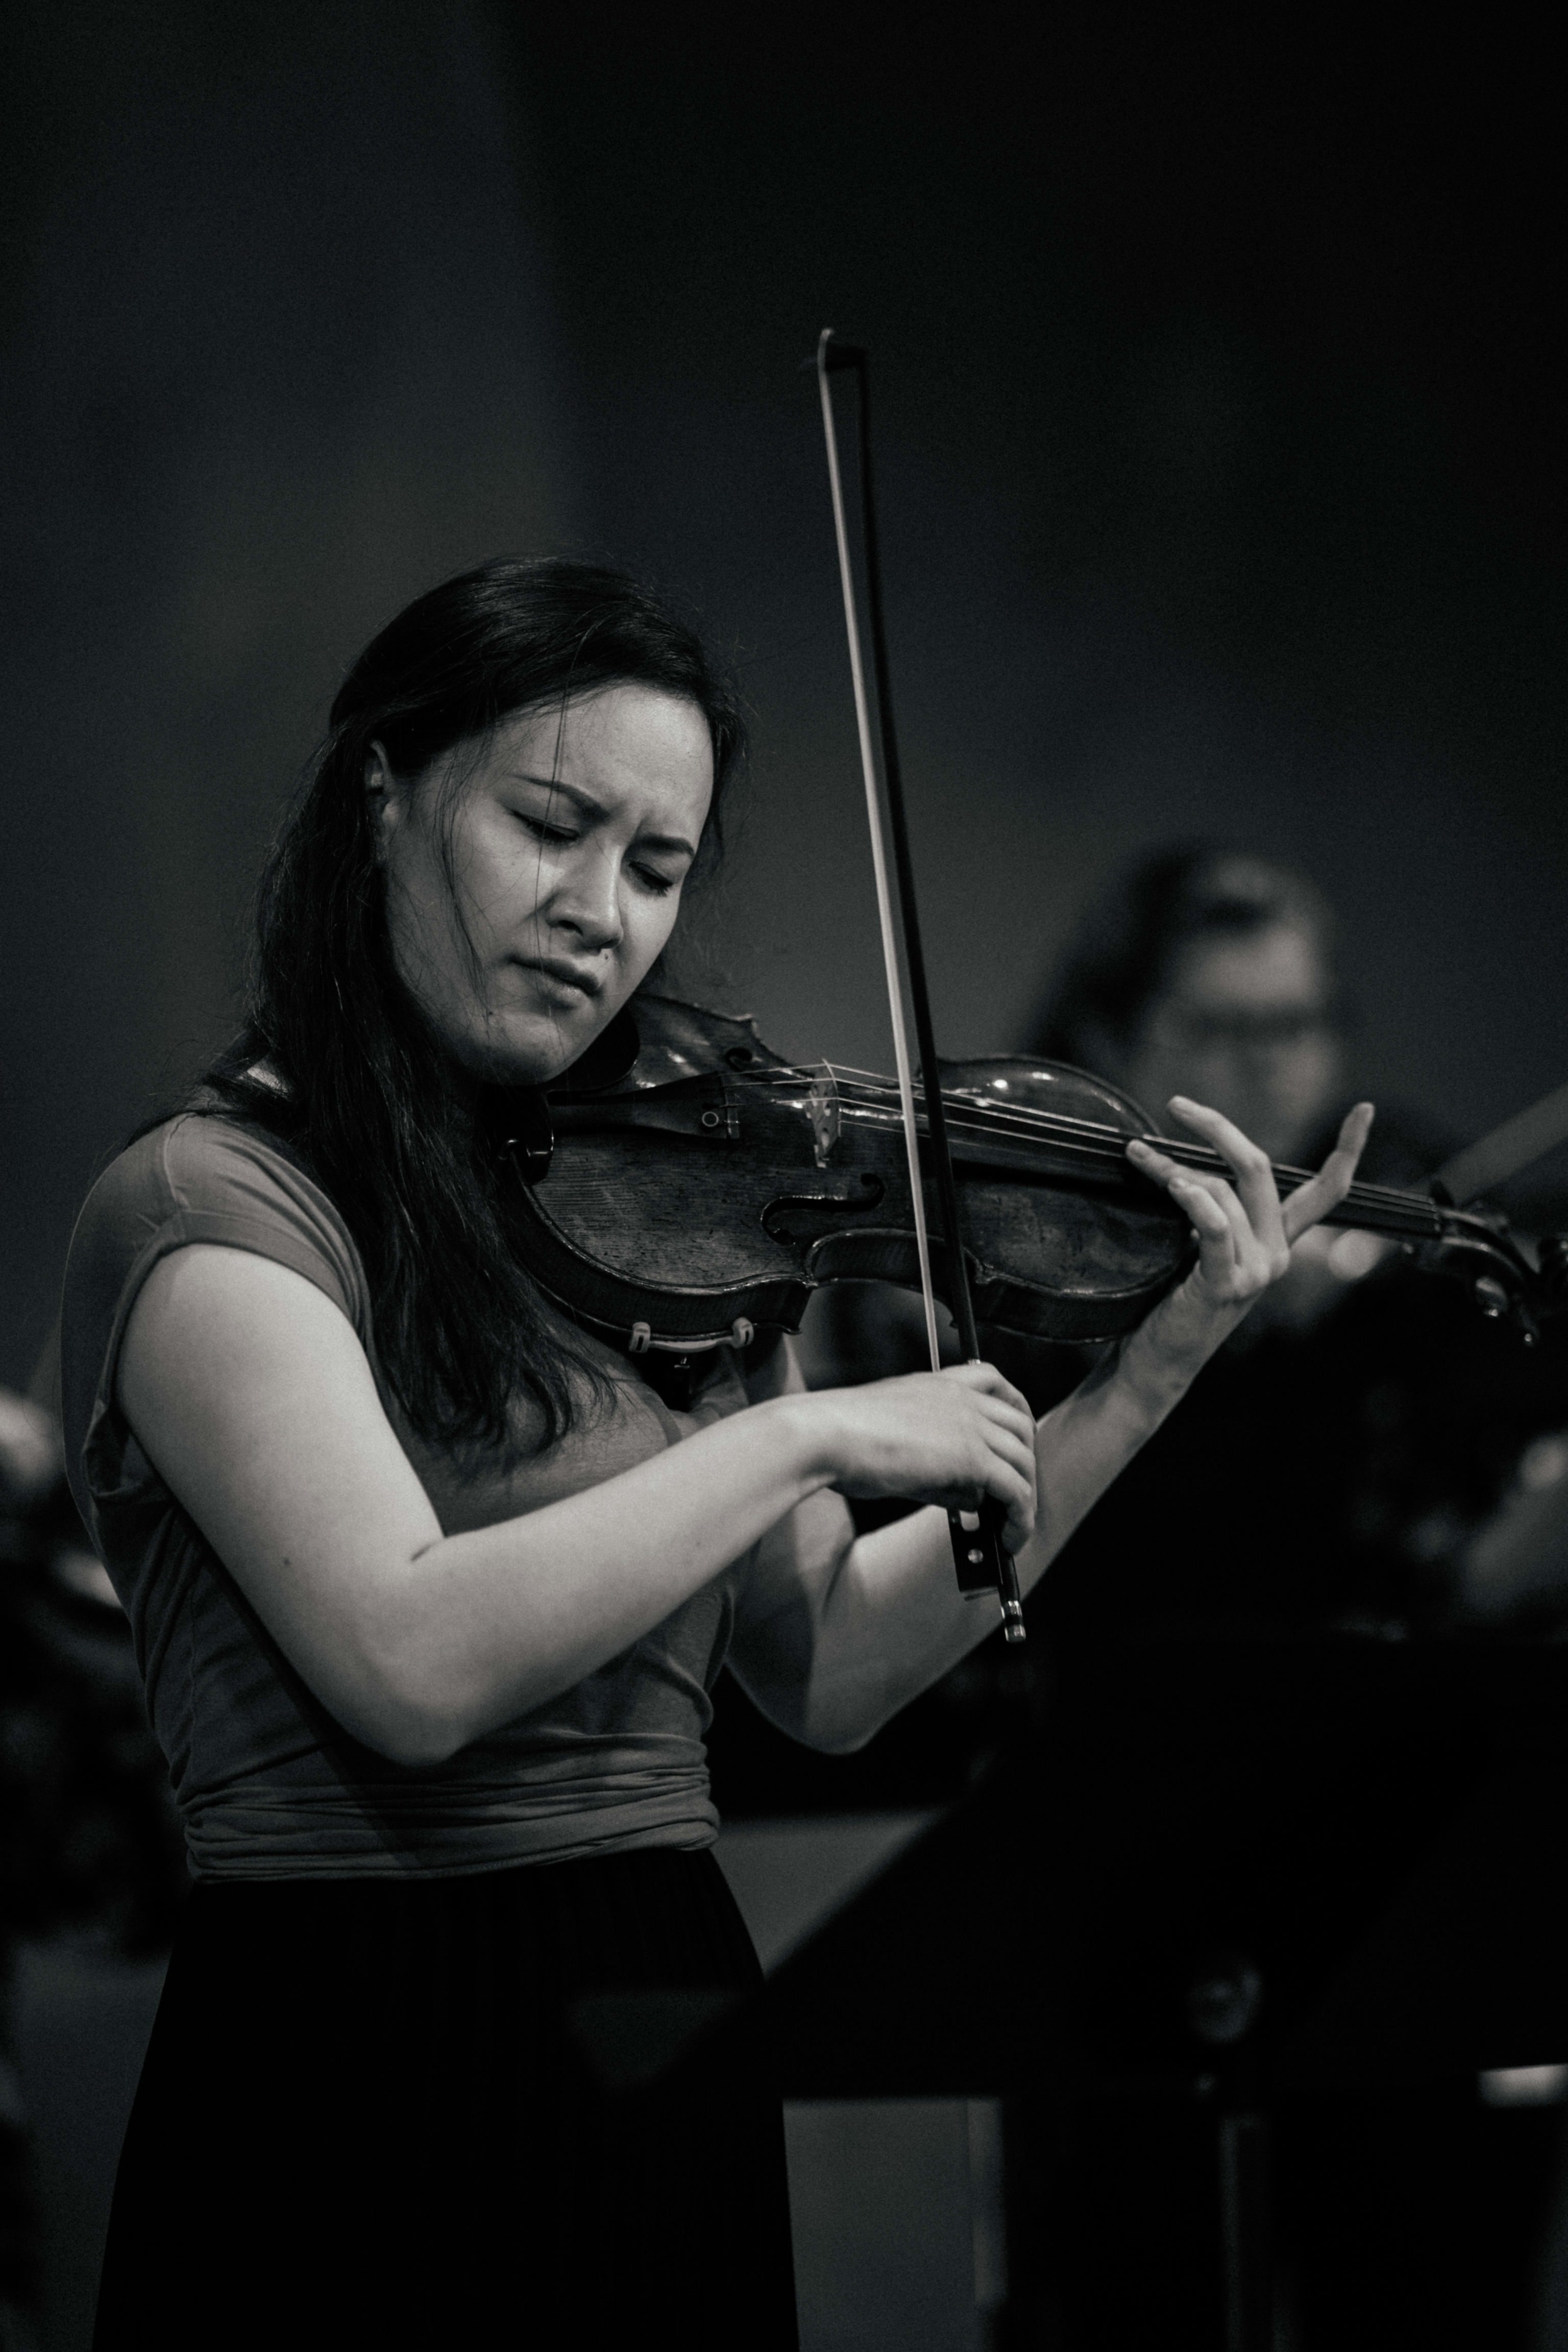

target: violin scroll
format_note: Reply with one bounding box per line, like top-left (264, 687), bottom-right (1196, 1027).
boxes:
top-left (1438, 1219), bottom-right (1568, 1344)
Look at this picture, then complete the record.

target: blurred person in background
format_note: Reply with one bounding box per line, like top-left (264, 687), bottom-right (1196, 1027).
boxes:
top-left (1, 1373), bottom-right (185, 2352)
top-left (1036, 845), bottom-right (1346, 1168)
top-left (1020, 844), bottom-right (1568, 1637)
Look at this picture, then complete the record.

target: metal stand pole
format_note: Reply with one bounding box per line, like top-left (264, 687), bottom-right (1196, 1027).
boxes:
top-left (1218, 2108), bottom-right (1274, 2352)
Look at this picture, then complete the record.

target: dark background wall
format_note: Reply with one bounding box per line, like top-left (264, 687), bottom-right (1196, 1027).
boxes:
top-left (3, 4), bottom-right (1564, 1387)
top-left (511, 10), bottom-right (1566, 1106)
top-left (0, 1), bottom-right (569, 1387)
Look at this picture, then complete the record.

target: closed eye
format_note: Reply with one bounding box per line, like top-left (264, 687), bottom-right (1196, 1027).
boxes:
top-left (518, 814), bottom-right (580, 848)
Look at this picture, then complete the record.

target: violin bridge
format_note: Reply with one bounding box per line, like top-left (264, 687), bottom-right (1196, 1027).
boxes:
top-left (807, 1065), bottom-right (842, 1169)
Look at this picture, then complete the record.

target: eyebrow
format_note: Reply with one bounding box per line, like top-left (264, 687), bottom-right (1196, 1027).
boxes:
top-left (505, 771), bottom-right (699, 860)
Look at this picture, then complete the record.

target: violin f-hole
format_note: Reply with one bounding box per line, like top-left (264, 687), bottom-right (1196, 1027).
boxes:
top-left (762, 1173), bottom-right (886, 1244)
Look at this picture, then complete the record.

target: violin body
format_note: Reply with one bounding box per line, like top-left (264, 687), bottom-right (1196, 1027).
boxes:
top-left (499, 994), bottom-right (1192, 1356)
top-left (495, 993), bottom-right (1565, 1364)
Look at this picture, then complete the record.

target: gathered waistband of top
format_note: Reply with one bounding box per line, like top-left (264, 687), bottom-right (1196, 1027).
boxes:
top-left (181, 1763), bottom-right (720, 1881)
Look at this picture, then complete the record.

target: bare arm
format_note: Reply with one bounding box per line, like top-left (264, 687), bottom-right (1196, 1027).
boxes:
top-left (117, 1097), bottom-right (1366, 1768)
top-left (116, 1245), bottom-right (1035, 1766)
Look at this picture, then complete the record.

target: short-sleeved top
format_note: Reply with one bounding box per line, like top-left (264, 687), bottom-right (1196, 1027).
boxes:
top-left (60, 1113), bottom-right (763, 1882)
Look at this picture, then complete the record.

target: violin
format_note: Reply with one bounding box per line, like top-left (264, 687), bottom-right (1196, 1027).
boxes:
top-left (497, 988), bottom-right (1568, 1362)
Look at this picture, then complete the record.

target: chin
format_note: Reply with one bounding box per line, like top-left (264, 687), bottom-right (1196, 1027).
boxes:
top-left (473, 1012), bottom-right (600, 1090)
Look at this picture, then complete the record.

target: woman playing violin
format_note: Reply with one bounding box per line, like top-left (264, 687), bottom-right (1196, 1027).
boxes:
top-left (61, 558), bottom-right (1369, 2350)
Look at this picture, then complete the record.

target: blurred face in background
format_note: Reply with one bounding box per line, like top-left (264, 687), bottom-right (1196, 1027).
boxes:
top-left (1118, 918), bottom-right (1343, 1164)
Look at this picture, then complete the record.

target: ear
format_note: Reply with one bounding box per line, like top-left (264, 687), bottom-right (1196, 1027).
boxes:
top-left (364, 741), bottom-right (399, 862)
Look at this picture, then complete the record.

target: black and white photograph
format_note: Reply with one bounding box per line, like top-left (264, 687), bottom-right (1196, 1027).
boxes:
top-left (3, 9), bottom-right (1566, 2347)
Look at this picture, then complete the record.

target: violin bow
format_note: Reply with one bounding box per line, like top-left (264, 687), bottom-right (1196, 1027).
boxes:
top-left (814, 328), bottom-right (1027, 1644)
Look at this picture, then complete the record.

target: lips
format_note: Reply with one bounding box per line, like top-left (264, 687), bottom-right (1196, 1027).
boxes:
top-left (513, 957), bottom-right (604, 999)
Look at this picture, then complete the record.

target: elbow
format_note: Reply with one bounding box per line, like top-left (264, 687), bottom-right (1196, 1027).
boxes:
top-left (336, 1687), bottom-right (468, 1769)
top-left (331, 1608), bottom-right (568, 1767)
top-left (326, 1634), bottom-right (473, 1768)
top-left (784, 1698), bottom-right (887, 1756)
top-left (740, 1667), bottom-right (891, 1757)
top-left (367, 1710), bottom-right (467, 1770)
top-left (799, 1663), bottom-right (902, 1754)
top-left (804, 1716), bottom-right (882, 1757)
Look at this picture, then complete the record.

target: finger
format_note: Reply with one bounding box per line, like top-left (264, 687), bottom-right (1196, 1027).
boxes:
top-left (1125, 1134), bottom-right (1183, 1188)
top-left (975, 1417), bottom-right (1038, 1492)
top-left (1280, 1101), bottom-right (1375, 1245)
top-left (1168, 1172), bottom-right (1245, 1291)
top-left (1126, 1137), bottom-right (1264, 1258)
top-left (963, 1457), bottom-right (1036, 1554)
top-left (950, 1405), bottom-right (1038, 1543)
top-left (936, 1456), bottom-right (1034, 1539)
top-left (1165, 1096), bottom-right (1288, 1259)
top-left (1128, 1142), bottom-right (1252, 1280)
top-left (943, 1360), bottom-right (1033, 1422)
top-left (975, 1390), bottom-right (1039, 1450)
top-left (1199, 1170), bottom-right (1273, 1284)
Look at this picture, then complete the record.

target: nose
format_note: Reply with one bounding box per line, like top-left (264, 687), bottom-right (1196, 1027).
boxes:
top-left (544, 842), bottom-right (624, 956)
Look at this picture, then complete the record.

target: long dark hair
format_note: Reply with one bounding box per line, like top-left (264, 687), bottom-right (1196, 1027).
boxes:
top-left (202, 557), bottom-right (747, 1455)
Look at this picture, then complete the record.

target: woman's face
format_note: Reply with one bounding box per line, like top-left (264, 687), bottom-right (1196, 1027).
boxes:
top-left (372, 684), bottom-right (715, 1087)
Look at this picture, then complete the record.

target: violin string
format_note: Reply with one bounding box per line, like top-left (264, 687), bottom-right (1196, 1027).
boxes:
top-left (812, 1106), bottom-right (1444, 1240)
top-left (734, 1064), bottom-right (1443, 1235)
top-left (919, 1113), bottom-right (1440, 1235)
top-left (747, 1060), bottom-right (1404, 1204)
top-left (738, 1063), bottom-right (1427, 1210)
top-left (810, 1066), bottom-right (1416, 1199)
top-left (739, 1064), bottom-right (1401, 1199)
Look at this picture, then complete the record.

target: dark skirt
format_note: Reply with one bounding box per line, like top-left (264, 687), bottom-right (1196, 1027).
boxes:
top-left (94, 1847), bottom-right (798, 2349)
